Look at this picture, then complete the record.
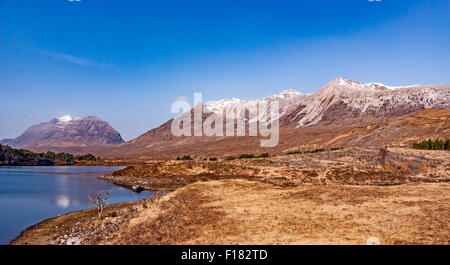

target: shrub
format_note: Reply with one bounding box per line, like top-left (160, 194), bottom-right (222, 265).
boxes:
top-left (55, 152), bottom-right (75, 163)
top-left (109, 211), bottom-right (118, 217)
top-left (413, 138), bottom-right (450, 150)
top-left (304, 148), bottom-right (325, 154)
top-left (257, 153), bottom-right (269, 158)
top-left (225, 156), bottom-right (235, 161)
top-left (181, 155), bottom-right (193, 160)
top-left (239, 154), bottom-right (255, 159)
top-left (209, 157), bottom-right (218, 161)
top-left (286, 150), bottom-right (301, 155)
top-left (330, 147), bottom-right (342, 151)
top-left (76, 154), bottom-right (97, 161)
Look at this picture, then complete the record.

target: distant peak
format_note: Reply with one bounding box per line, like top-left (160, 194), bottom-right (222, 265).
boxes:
top-left (266, 89), bottom-right (306, 100)
top-left (278, 89), bottom-right (302, 95)
top-left (213, 97), bottom-right (242, 103)
top-left (55, 115), bottom-right (103, 125)
top-left (325, 77), bottom-right (388, 92)
top-left (57, 115), bottom-right (73, 123)
top-left (330, 77), bottom-right (359, 85)
top-left (328, 77), bottom-right (421, 91)
top-left (82, 116), bottom-right (103, 121)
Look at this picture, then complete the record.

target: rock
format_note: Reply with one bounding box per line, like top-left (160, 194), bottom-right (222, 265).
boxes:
top-left (132, 185), bottom-right (144, 193)
top-left (66, 237), bottom-right (80, 245)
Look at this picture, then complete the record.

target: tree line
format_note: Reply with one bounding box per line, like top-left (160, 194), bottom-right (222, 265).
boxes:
top-left (0, 144), bottom-right (97, 166)
top-left (412, 138), bottom-right (450, 150)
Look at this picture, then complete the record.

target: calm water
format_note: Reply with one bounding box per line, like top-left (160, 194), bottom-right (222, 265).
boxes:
top-left (0, 166), bottom-right (155, 244)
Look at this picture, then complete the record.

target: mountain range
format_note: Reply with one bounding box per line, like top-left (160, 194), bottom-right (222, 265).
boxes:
top-left (2, 77), bottom-right (449, 158)
top-left (104, 77), bottom-right (449, 158)
top-left (201, 77), bottom-right (448, 127)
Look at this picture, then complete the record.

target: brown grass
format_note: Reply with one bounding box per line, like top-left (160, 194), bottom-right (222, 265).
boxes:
top-left (100, 147), bottom-right (450, 191)
top-left (110, 179), bottom-right (450, 245)
top-left (11, 146), bottom-right (450, 245)
top-left (10, 201), bottom-right (140, 245)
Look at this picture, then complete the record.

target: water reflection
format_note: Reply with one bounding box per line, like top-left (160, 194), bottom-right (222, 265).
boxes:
top-left (56, 195), bottom-right (70, 208)
top-left (0, 166), bottom-right (155, 244)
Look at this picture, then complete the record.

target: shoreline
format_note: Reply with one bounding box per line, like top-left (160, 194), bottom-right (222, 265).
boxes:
top-left (10, 147), bottom-right (450, 245)
top-left (10, 199), bottom-right (143, 245)
top-left (4, 165), bottom-right (142, 245)
top-left (11, 180), bottom-right (450, 245)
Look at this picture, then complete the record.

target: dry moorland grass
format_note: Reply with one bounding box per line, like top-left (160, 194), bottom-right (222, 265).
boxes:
top-left (12, 179), bottom-right (450, 245)
top-left (11, 147), bottom-right (450, 245)
top-left (112, 179), bottom-right (450, 245)
top-left (100, 147), bottom-right (450, 191)
top-left (10, 201), bottom-right (141, 245)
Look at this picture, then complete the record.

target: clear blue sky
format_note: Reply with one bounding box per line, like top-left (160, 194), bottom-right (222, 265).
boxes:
top-left (0, 0), bottom-right (449, 141)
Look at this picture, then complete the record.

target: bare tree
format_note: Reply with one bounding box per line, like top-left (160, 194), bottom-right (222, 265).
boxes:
top-left (88, 191), bottom-right (111, 219)
top-left (379, 147), bottom-right (387, 166)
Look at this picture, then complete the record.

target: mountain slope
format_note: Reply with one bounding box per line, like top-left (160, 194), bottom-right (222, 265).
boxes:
top-left (287, 77), bottom-right (449, 127)
top-left (102, 77), bottom-right (449, 159)
top-left (1, 115), bottom-right (124, 153)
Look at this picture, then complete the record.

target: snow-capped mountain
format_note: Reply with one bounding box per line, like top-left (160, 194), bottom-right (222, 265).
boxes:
top-left (203, 89), bottom-right (309, 125)
top-left (199, 77), bottom-right (448, 128)
top-left (0, 115), bottom-right (124, 152)
top-left (97, 77), bottom-right (449, 157)
top-left (205, 89), bottom-right (307, 115)
top-left (289, 77), bottom-right (449, 127)
top-left (55, 115), bottom-right (82, 125)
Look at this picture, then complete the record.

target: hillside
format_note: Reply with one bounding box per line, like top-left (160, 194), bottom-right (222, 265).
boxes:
top-left (100, 108), bottom-right (449, 160)
top-left (100, 78), bottom-right (449, 159)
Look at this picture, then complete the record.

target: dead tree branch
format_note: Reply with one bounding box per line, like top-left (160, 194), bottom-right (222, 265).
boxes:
top-left (88, 191), bottom-right (111, 219)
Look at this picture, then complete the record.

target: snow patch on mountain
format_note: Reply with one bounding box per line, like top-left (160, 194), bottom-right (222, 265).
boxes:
top-left (293, 77), bottom-right (449, 127)
top-left (57, 115), bottom-right (73, 123)
top-left (204, 89), bottom-right (308, 118)
top-left (56, 115), bottom-right (82, 126)
top-left (367, 83), bottom-right (421, 90)
top-left (178, 77), bottom-right (448, 129)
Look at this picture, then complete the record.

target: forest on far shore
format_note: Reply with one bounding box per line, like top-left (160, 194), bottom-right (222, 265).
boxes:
top-left (0, 144), bottom-right (97, 166)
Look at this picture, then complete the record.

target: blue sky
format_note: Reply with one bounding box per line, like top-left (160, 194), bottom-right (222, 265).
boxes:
top-left (0, 0), bottom-right (449, 141)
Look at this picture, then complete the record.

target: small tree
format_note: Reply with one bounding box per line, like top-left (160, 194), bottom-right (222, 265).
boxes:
top-left (88, 191), bottom-right (111, 219)
top-left (181, 155), bottom-right (193, 160)
top-left (239, 154), bottom-right (255, 159)
top-left (378, 147), bottom-right (387, 166)
top-left (445, 139), bottom-right (450, 150)
top-left (257, 153), bottom-right (269, 158)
